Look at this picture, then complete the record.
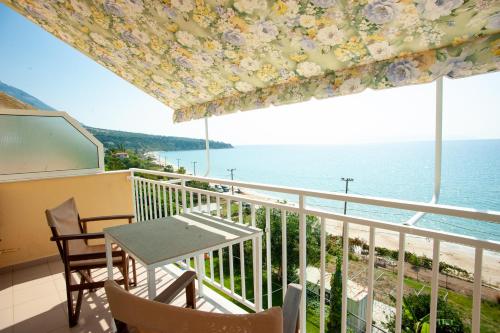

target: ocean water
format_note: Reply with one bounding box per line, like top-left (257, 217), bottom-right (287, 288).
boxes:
top-left (155, 140), bottom-right (500, 241)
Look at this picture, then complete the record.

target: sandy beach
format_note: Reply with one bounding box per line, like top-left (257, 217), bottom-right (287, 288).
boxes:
top-left (324, 220), bottom-right (500, 287)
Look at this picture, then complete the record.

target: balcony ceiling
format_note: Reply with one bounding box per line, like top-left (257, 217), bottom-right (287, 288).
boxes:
top-left (3, 0), bottom-right (499, 122)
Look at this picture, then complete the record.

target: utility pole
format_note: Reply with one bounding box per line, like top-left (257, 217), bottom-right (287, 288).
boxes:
top-left (192, 161), bottom-right (198, 176)
top-left (176, 158), bottom-right (181, 171)
top-left (341, 177), bottom-right (354, 215)
top-left (227, 168), bottom-right (236, 195)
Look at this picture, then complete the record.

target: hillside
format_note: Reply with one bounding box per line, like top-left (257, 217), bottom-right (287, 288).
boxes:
top-left (85, 126), bottom-right (233, 151)
top-left (0, 81), bottom-right (55, 110)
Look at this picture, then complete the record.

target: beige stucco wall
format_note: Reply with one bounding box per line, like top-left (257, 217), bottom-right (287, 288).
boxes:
top-left (0, 171), bottom-right (134, 268)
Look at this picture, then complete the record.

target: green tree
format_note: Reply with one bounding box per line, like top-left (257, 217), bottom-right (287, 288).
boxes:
top-left (327, 246), bottom-right (343, 333)
top-left (254, 208), bottom-right (321, 284)
top-left (117, 143), bottom-right (126, 152)
top-left (164, 164), bottom-right (174, 172)
top-left (177, 166), bottom-right (186, 174)
top-left (385, 293), bottom-right (464, 333)
top-left (104, 149), bottom-right (160, 171)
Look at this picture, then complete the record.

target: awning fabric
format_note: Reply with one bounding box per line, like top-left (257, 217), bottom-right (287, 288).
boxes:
top-left (4, 0), bottom-right (499, 122)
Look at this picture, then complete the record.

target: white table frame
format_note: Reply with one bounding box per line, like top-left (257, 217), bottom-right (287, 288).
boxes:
top-left (104, 216), bottom-right (263, 308)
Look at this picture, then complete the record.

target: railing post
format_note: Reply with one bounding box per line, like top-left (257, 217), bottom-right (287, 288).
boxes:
top-left (319, 217), bottom-right (326, 333)
top-left (190, 191), bottom-right (194, 213)
top-left (182, 179), bottom-right (187, 213)
top-left (229, 245), bottom-right (235, 294)
top-left (472, 247), bottom-right (483, 333)
top-left (282, 209), bottom-right (288, 302)
top-left (341, 221), bottom-right (349, 333)
top-left (255, 232), bottom-right (263, 312)
top-left (395, 233), bottom-right (406, 333)
top-left (429, 239), bottom-right (440, 333)
top-left (299, 195), bottom-right (306, 332)
top-left (265, 207), bottom-right (272, 308)
top-left (251, 204), bottom-right (262, 312)
top-left (130, 170), bottom-right (138, 222)
top-left (240, 241), bottom-right (246, 300)
top-left (365, 227), bottom-right (376, 333)
top-left (147, 181), bottom-right (152, 220)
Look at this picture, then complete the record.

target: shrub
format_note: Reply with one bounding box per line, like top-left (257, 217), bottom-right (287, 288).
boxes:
top-left (385, 293), bottom-right (465, 333)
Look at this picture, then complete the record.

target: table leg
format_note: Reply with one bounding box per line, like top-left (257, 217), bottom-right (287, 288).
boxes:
top-left (105, 235), bottom-right (113, 281)
top-left (147, 267), bottom-right (156, 299)
top-left (195, 255), bottom-right (205, 297)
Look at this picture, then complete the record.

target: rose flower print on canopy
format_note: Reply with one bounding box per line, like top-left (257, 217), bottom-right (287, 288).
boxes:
top-left (4, 0), bottom-right (499, 122)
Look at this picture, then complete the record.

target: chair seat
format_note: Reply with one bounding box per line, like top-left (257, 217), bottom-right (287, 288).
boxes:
top-left (69, 243), bottom-right (121, 256)
top-left (69, 244), bottom-right (124, 269)
top-left (70, 256), bottom-right (123, 269)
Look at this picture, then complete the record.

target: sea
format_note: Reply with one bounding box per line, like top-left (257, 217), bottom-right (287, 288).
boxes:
top-left (154, 140), bottom-right (500, 242)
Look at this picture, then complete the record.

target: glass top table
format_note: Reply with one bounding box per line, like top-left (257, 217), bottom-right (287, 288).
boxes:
top-left (104, 212), bottom-right (263, 300)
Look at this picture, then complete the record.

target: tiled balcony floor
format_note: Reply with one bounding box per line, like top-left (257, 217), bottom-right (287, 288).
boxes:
top-left (0, 259), bottom-right (245, 333)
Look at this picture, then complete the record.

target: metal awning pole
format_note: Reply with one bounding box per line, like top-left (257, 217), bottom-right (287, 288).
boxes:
top-left (204, 117), bottom-right (211, 176)
top-left (406, 77), bottom-right (443, 225)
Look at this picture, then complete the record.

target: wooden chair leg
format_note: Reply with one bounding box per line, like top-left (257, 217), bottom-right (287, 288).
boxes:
top-left (186, 279), bottom-right (196, 309)
top-left (131, 257), bottom-right (137, 287)
top-left (67, 275), bottom-right (84, 327)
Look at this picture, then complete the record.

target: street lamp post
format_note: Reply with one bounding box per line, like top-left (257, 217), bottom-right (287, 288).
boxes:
top-left (227, 168), bottom-right (236, 195)
top-left (341, 177), bottom-right (354, 215)
top-left (192, 161), bottom-right (198, 176)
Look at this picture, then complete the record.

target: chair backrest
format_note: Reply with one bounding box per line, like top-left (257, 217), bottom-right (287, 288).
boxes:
top-left (45, 198), bottom-right (86, 255)
top-left (282, 283), bottom-right (302, 333)
top-left (105, 280), bottom-right (283, 333)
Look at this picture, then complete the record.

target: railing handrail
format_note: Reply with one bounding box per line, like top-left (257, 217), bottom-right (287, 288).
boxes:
top-left (130, 168), bottom-right (500, 224)
top-left (130, 172), bottom-right (500, 252)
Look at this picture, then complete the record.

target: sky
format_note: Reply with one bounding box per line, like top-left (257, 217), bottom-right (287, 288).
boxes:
top-left (1, 4), bottom-right (499, 146)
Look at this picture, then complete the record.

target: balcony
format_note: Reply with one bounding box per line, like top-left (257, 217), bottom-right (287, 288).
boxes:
top-left (1, 168), bottom-right (499, 333)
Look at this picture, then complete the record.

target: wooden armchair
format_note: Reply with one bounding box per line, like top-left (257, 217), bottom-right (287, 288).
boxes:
top-left (105, 272), bottom-right (302, 333)
top-left (46, 197), bottom-right (137, 327)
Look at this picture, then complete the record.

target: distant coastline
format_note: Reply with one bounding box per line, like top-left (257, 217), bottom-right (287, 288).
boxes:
top-left (86, 126), bottom-right (233, 152)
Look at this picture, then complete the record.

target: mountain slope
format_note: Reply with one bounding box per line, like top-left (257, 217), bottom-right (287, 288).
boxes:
top-left (85, 126), bottom-right (233, 151)
top-left (0, 81), bottom-right (55, 110)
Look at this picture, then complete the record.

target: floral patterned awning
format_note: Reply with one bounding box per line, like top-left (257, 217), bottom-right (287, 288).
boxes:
top-left (4, 0), bottom-right (499, 122)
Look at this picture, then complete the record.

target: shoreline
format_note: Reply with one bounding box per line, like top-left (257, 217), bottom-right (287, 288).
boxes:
top-left (324, 219), bottom-right (500, 287)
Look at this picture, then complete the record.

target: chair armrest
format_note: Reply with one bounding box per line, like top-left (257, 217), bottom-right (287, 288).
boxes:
top-left (154, 271), bottom-right (197, 304)
top-left (283, 283), bottom-right (302, 333)
top-left (80, 214), bottom-right (135, 223)
top-left (50, 232), bottom-right (105, 241)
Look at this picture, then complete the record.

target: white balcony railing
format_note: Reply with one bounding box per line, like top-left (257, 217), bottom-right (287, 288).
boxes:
top-left (128, 168), bottom-right (500, 333)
